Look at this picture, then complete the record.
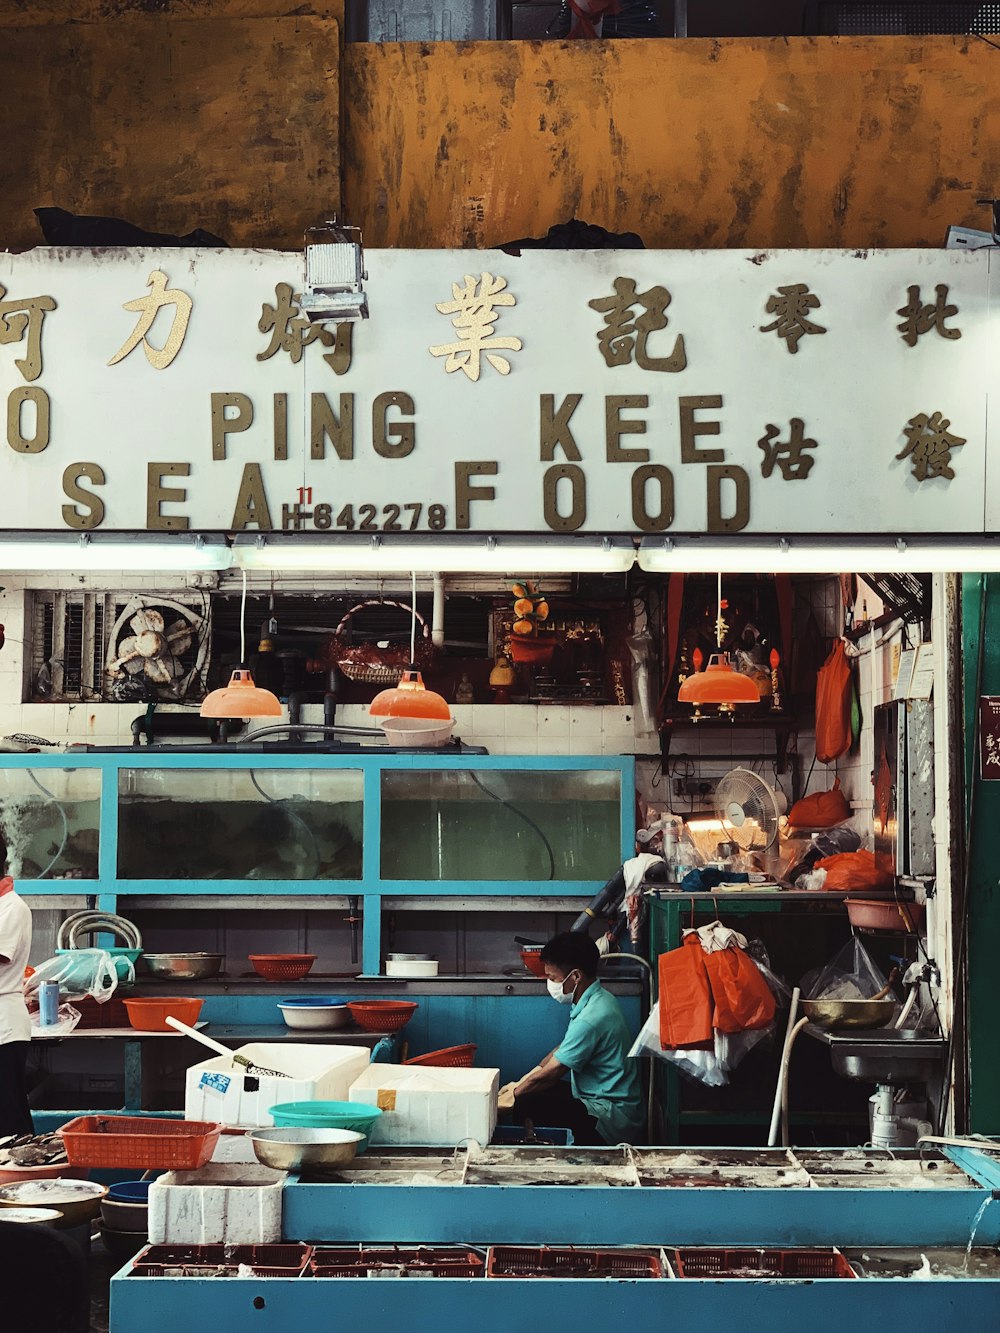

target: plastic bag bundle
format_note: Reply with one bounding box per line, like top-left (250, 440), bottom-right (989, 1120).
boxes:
top-left (800, 937), bottom-right (887, 1002)
top-left (23, 948), bottom-right (123, 1004)
top-left (29, 1003), bottom-right (81, 1037)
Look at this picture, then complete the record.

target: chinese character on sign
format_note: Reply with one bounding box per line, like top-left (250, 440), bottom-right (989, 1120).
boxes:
top-left (896, 284), bottom-right (961, 347)
top-left (896, 411), bottom-right (965, 481)
top-left (0, 285), bottom-right (56, 382)
top-left (758, 418), bottom-right (818, 479)
top-left (980, 698), bottom-right (1000, 780)
top-left (429, 272), bottom-right (522, 381)
top-left (257, 282), bottom-right (353, 374)
top-left (107, 270), bottom-right (192, 370)
top-left (759, 284), bottom-right (826, 354)
top-left (587, 277), bottom-right (687, 372)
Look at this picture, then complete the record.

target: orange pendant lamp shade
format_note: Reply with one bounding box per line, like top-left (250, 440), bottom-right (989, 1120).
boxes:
top-left (678, 653), bottom-right (760, 706)
top-left (369, 668), bottom-right (451, 721)
top-left (200, 668), bottom-right (283, 719)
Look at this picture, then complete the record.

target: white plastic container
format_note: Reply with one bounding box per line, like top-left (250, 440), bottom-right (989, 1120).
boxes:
top-left (385, 959), bottom-right (439, 978)
top-left (348, 1064), bottom-right (499, 1146)
top-left (184, 1043), bottom-right (371, 1127)
top-left (148, 1164), bottom-right (285, 1244)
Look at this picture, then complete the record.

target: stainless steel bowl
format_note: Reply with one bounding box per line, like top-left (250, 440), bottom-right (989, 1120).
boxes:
top-left (141, 953), bottom-right (224, 981)
top-left (249, 1128), bottom-right (364, 1173)
top-left (386, 953), bottom-right (434, 962)
top-left (802, 998), bottom-right (896, 1030)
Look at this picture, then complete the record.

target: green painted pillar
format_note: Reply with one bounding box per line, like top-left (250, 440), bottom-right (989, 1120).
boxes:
top-left (962, 573), bottom-right (1000, 1132)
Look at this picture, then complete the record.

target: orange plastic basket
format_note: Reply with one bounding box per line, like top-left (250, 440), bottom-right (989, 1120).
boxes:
top-left (404, 1044), bottom-right (476, 1067)
top-left (60, 1116), bottom-right (221, 1170)
top-left (487, 1246), bottom-right (664, 1279)
top-left (346, 1001), bottom-right (418, 1033)
top-left (249, 954), bottom-right (316, 982)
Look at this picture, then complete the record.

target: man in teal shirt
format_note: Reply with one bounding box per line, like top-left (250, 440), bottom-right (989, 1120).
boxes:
top-left (506, 933), bottom-right (644, 1145)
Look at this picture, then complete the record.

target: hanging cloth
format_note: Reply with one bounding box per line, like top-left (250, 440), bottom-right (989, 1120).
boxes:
top-left (815, 639), bottom-right (853, 763)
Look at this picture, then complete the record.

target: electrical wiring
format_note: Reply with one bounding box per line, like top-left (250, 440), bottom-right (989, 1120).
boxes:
top-left (26, 770), bottom-right (69, 880)
top-left (466, 769), bottom-right (556, 881)
top-left (248, 769), bottom-right (321, 880)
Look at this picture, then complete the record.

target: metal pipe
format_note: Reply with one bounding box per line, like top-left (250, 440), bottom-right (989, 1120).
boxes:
top-left (432, 572), bottom-right (446, 649)
top-left (234, 723), bottom-right (383, 743)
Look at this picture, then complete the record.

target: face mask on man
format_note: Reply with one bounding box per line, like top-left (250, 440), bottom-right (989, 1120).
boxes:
top-left (546, 970), bottom-right (578, 1004)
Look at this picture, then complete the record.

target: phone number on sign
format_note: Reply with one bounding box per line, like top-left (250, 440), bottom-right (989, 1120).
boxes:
top-left (281, 496), bottom-right (448, 532)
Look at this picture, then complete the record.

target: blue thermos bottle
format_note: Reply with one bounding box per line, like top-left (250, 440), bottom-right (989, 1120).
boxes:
top-left (38, 979), bottom-right (60, 1027)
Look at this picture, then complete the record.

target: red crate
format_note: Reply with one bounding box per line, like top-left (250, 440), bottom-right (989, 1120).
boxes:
top-left (131, 1243), bottom-right (312, 1278)
top-left (60, 1116), bottom-right (220, 1170)
top-left (311, 1246), bottom-right (484, 1278)
top-left (487, 1246), bottom-right (664, 1279)
top-left (672, 1248), bottom-right (856, 1279)
top-left (73, 996), bottom-right (129, 1029)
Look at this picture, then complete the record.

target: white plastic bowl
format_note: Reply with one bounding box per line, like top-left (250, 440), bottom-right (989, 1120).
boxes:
top-left (386, 959), bottom-right (439, 978)
top-left (276, 1001), bottom-right (352, 1031)
top-left (378, 717), bottom-right (455, 748)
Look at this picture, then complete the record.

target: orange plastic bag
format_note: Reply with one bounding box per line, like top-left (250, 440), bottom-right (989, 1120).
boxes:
top-left (704, 949), bottom-right (777, 1034)
top-left (658, 935), bottom-right (713, 1050)
top-left (815, 640), bottom-right (853, 764)
top-left (787, 777), bottom-right (851, 828)
top-left (814, 849), bottom-right (893, 891)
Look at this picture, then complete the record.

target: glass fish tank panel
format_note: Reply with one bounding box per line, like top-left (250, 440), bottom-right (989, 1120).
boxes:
top-left (380, 769), bottom-right (622, 881)
top-left (117, 768), bottom-right (363, 881)
top-left (0, 767), bottom-right (101, 881)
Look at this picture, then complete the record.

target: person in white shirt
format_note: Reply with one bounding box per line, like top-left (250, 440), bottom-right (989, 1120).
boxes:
top-left (0, 836), bottom-right (33, 1135)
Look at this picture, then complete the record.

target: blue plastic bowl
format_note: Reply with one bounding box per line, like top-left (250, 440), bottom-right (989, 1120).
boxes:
top-left (106, 1180), bottom-right (151, 1204)
top-left (276, 997), bottom-right (349, 1007)
top-left (268, 1101), bottom-right (382, 1152)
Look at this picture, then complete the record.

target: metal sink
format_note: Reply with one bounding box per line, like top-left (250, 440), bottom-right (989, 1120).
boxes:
top-left (804, 1023), bottom-right (946, 1083)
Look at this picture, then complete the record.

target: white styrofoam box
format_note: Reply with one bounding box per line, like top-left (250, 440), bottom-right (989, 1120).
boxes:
top-left (211, 1129), bottom-right (258, 1164)
top-left (148, 1164), bottom-right (286, 1245)
top-left (184, 1043), bottom-right (371, 1127)
top-left (349, 1064), bottom-right (499, 1146)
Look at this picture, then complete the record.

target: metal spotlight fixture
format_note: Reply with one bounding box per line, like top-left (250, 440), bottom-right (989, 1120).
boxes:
top-left (299, 217), bottom-right (369, 323)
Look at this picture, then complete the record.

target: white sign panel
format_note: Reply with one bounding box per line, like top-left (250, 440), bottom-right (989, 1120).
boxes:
top-left (0, 247), bottom-right (993, 535)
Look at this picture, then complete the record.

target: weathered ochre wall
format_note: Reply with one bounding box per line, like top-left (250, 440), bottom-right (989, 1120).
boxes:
top-left (343, 36), bottom-right (1000, 248)
top-left (0, 1), bottom-right (342, 26)
top-left (0, 15), bottom-right (340, 249)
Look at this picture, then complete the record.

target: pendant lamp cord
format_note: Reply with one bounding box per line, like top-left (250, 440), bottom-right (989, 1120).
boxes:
top-left (714, 567), bottom-right (725, 650)
top-left (241, 567), bottom-right (248, 664)
top-left (410, 569), bottom-right (417, 663)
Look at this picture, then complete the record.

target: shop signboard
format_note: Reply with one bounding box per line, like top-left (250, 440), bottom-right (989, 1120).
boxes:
top-left (0, 247), bottom-right (994, 535)
top-left (980, 697), bottom-right (1000, 780)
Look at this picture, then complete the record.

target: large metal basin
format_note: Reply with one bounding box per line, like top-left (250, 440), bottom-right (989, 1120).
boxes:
top-left (805, 1024), bottom-right (946, 1083)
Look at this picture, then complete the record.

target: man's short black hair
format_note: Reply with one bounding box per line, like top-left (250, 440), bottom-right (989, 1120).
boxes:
top-left (540, 932), bottom-right (599, 978)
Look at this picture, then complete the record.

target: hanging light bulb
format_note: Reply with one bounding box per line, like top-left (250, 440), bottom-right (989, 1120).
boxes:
top-left (677, 573), bottom-right (759, 716)
top-left (369, 572), bottom-right (451, 722)
top-left (201, 570), bottom-right (282, 719)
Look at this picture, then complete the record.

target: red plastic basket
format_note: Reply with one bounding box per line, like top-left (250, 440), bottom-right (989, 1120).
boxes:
top-left (487, 1246), bottom-right (664, 1279)
top-left (671, 1248), bottom-right (856, 1279)
top-left (311, 1247), bottom-right (484, 1278)
top-left (131, 1243), bottom-right (312, 1277)
top-left (346, 1000), bottom-right (418, 1033)
top-left (404, 1044), bottom-right (476, 1067)
top-left (60, 1116), bottom-right (221, 1170)
top-left (249, 954), bottom-right (316, 982)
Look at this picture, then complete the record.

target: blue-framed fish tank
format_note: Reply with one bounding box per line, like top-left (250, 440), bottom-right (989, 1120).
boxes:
top-left (3, 750), bottom-right (635, 979)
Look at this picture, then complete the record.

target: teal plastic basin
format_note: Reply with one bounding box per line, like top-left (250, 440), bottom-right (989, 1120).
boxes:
top-left (268, 1101), bottom-right (382, 1153)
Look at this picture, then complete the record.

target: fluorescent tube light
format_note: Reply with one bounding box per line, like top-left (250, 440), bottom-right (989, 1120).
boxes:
top-left (0, 535), bottom-right (232, 572)
top-left (637, 536), bottom-right (1000, 575)
top-left (233, 536), bottom-right (636, 574)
